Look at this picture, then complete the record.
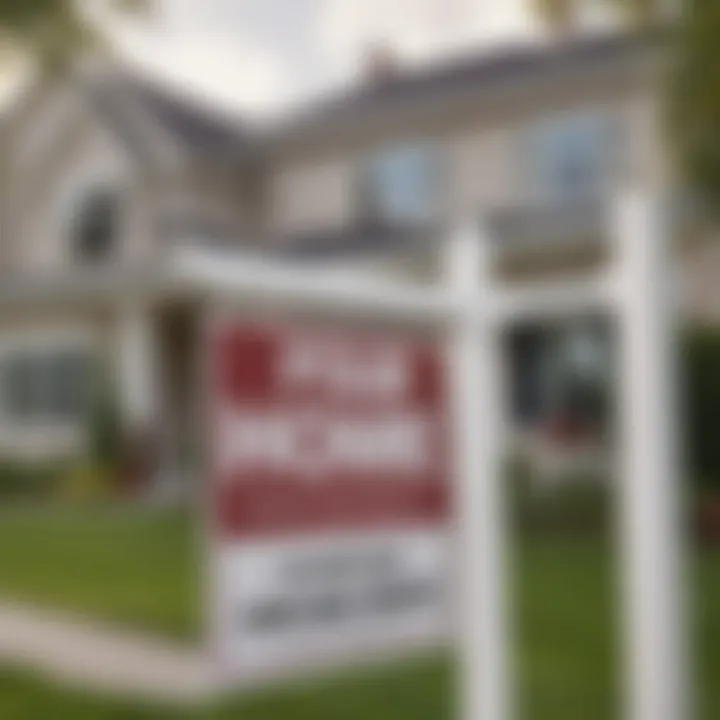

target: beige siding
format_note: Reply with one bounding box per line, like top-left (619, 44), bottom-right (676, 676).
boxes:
top-left (2, 87), bottom-right (157, 274)
top-left (268, 86), bottom-right (663, 233)
top-left (269, 158), bottom-right (356, 235)
top-left (621, 92), bottom-right (668, 190)
top-left (450, 126), bottom-right (517, 216)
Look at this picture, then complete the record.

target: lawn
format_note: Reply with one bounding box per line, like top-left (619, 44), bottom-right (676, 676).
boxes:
top-left (0, 507), bottom-right (717, 718)
top-left (0, 508), bottom-right (201, 641)
top-left (0, 656), bottom-right (452, 720)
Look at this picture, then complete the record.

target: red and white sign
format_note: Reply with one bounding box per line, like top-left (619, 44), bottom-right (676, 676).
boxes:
top-left (207, 318), bottom-right (451, 679)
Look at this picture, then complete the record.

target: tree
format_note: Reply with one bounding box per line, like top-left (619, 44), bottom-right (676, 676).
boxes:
top-left (667, 1), bottom-right (720, 210)
top-left (533, 0), bottom-right (579, 34)
top-left (0, 0), bottom-right (150, 71)
top-left (532, 0), bottom-right (664, 29)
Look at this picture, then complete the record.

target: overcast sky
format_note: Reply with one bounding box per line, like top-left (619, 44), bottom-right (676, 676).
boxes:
top-left (109, 0), bottom-right (530, 119)
top-left (110, 0), bottom-right (615, 121)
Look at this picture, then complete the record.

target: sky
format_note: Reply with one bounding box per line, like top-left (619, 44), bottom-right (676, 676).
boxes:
top-left (109, 0), bottom-right (551, 121)
top-left (0, 0), bottom-right (611, 122)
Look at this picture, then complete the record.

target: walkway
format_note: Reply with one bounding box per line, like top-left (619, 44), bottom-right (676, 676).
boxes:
top-left (0, 601), bottom-right (215, 703)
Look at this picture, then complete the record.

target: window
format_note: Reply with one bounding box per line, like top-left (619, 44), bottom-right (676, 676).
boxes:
top-left (358, 144), bottom-right (440, 225)
top-left (71, 189), bottom-right (119, 262)
top-left (524, 113), bottom-right (616, 205)
top-left (2, 350), bottom-right (92, 423)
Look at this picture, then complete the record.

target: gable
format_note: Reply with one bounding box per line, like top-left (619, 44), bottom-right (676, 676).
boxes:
top-left (1, 82), bottom-right (155, 273)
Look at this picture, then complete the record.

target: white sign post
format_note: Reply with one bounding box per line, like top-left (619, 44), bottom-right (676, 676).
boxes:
top-left (446, 188), bottom-right (688, 720)
top-left (614, 188), bottom-right (689, 720)
top-left (446, 222), bottom-right (511, 720)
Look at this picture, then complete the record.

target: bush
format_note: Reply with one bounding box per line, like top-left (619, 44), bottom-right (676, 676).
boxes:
top-left (87, 375), bottom-right (122, 473)
top-left (684, 329), bottom-right (720, 488)
top-left (509, 474), bottom-right (611, 538)
top-left (0, 462), bottom-right (66, 500)
top-left (56, 462), bottom-right (114, 504)
top-left (0, 366), bottom-right (123, 504)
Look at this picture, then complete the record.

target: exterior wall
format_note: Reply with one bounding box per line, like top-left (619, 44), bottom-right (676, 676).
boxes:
top-left (680, 239), bottom-right (720, 323)
top-left (269, 158), bottom-right (356, 236)
top-left (450, 93), bottom-right (661, 213)
top-left (266, 80), bottom-right (665, 238)
top-left (0, 84), bottom-right (159, 275)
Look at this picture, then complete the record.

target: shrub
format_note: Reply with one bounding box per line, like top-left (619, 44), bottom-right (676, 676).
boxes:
top-left (683, 329), bottom-right (720, 488)
top-left (56, 462), bottom-right (113, 504)
top-left (87, 374), bottom-right (122, 474)
top-left (509, 473), bottom-right (611, 538)
top-left (0, 461), bottom-right (66, 500)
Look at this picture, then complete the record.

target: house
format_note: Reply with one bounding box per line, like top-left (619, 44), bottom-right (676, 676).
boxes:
top-left (0, 30), bottom-right (709, 493)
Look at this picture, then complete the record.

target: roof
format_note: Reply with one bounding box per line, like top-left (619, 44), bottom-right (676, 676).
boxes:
top-left (10, 31), bottom-right (659, 170)
top-left (275, 219), bottom-right (439, 260)
top-left (120, 75), bottom-right (251, 156)
top-left (85, 68), bottom-right (253, 162)
top-left (270, 202), bottom-right (607, 262)
top-left (275, 30), bottom-right (662, 147)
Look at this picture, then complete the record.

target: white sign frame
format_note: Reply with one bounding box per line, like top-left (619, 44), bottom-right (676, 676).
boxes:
top-left (184, 185), bottom-right (689, 719)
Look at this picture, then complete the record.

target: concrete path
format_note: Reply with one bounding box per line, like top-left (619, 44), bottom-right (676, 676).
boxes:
top-left (0, 601), bottom-right (215, 703)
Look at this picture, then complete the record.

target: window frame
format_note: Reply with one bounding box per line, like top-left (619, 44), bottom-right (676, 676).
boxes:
top-left (521, 110), bottom-right (619, 206)
top-left (356, 142), bottom-right (444, 227)
top-left (67, 184), bottom-right (123, 264)
top-left (0, 332), bottom-right (96, 429)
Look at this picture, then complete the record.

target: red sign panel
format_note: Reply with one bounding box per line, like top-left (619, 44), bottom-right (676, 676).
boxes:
top-left (209, 321), bottom-right (450, 539)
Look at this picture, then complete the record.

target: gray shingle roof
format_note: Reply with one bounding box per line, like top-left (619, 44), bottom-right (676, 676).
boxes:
top-left (86, 69), bottom-right (252, 161)
top-left (87, 30), bottom-right (660, 161)
top-left (122, 76), bottom-right (250, 155)
top-left (276, 30), bottom-right (662, 145)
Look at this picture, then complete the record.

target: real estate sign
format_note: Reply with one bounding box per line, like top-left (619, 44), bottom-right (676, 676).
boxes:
top-left (206, 317), bottom-right (451, 680)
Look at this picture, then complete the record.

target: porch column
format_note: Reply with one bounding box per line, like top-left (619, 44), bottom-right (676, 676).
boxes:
top-left (118, 305), bottom-right (159, 432)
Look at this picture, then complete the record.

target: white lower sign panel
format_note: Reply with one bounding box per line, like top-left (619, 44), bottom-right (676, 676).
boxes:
top-left (215, 530), bottom-right (450, 676)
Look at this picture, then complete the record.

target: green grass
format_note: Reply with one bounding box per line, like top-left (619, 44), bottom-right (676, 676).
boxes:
top-left (0, 508), bottom-right (718, 718)
top-left (516, 538), bottom-right (619, 719)
top-left (0, 657), bottom-right (452, 719)
top-left (0, 665), bottom-right (175, 719)
top-left (0, 508), bottom-right (200, 641)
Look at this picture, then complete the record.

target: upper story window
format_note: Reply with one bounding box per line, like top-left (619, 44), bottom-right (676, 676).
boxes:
top-left (523, 112), bottom-right (617, 205)
top-left (358, 144), bottom-right (441, 226)
top-left (70, 188), bottom-right (120, 263)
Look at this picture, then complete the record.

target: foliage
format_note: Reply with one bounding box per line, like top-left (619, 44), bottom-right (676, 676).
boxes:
top-left (0, 0), bottom-right (150, 71)
top-left (510, 472), bottom-right (612, 537)
top-left (683, 328), bottom-right (720, 486)
top-left (57, 462), bottom-right (114, 504)
top-left (0, 457), bottom-right (116, 504)
top-left (531, 0), bottom-right (720, 209)
top-left (531, 0), bottom-right (665, 29)
top-left (87, 370), bottom-right (123, 475)
top-left (666, 0), bottom-right (720, 212)
top-left (533, 0), bottom-right (579, 31)
top-left (0, 460), bottom-right (65, 500)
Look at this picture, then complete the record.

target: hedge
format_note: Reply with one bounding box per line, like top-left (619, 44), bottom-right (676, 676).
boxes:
top-left (684, 329), bottom-right (720, 487)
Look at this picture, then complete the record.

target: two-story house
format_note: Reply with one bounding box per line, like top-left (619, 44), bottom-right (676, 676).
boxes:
top-left (0, 30), bottom-right (705, 493)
